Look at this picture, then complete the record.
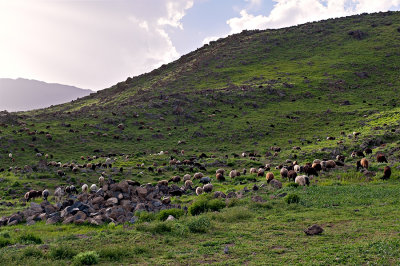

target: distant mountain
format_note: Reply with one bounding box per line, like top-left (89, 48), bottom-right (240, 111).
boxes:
top-left (0, 78), bottom-right (93, 112)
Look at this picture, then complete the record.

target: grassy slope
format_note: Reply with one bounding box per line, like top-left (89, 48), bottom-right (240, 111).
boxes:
top-left (0, 11), bottom-right (400, 265)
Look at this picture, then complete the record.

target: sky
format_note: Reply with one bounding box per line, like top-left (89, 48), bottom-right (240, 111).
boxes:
top-left (1, 0), bottom-right (400, 91)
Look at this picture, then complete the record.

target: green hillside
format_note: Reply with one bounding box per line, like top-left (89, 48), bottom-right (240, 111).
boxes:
top-left (1, 11), bottom-right (400, 265)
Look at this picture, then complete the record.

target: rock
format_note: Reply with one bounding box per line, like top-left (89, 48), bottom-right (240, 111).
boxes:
top-left (62, 216), bottom-right (75, 224)
top-left (106, 197), bottom-right (118, 205)
top-left (30, 202), bottom-right (42, 213)
top-left (74, 211), bottom-right (87, 221)
top-left (166, 215), bottom-right (175, 221)
top-left (91, 196), bottom-right (104, 205)
top-left (224, 246), bottom-right (229, 254)
top-left (226, 192), bottom-right (237, 198)
top-left (304, 224), bottom-right (324, 235)
top-left (251, 196), bottom-right (265, 203)
top-left (8, 214), bottom-right (22, 224)
top-left (136, 187), bottom-right (147, 198)
top-left (129, 216), bottom-right (138, 224)
top-left (214, 191), bottom-right (226, 198)
top-left (7, 220), bottom-right (19, 226)
top-left (26, 220), bottom-right (36, 226)
top-left (44, 205), bottom-right (57, 215)
top-left (46, 214), bottom-right (61, 225)
top-left (152, 200), bottom-right (162, 208)
top-left (74, 219), bottom-right (86, 225)
top-left (252, 184), bottom-right (259, 191)
top-left (269, 179), bottom-right (282, 189)
top-left (135, 203), bottom-right (146, 211)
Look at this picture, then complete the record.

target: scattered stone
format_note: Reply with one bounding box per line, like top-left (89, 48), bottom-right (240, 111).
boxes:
top-left (166, 215), bottom-right (175, 221)
top-left (304, 224), bottom-right (324, 235)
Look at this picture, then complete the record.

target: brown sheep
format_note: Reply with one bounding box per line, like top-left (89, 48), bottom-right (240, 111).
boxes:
top-left (216, 173), bottom-right (225, 181)
top-left (351, 151), bottom-right (365, 158)
top-left (376, 154), bottom-right (388, 163)
top-left (325, 160), bottom-right (336, 169)
top-left (184, 180), bottom-right (193, 189)
top-left (382, 166), bottom-right (391, 180)
top-left (304, 165), bottom-right (319, 177)
top-left (203, 183), bottom-right (213, 193)
top-left (280, 168), bottom-right (288, 178)
top-left (266, 172), bottom-right (274, 183)
top-left (250, 168), bottom-right (257, 174)
top-left (356, 158), bottom-right (368, 170)
top-left (336, 155), bottom-right (345, 162)
top-left (24, 190), bottom-right (41, 202)
top-left (216, 169), bottom-right (225, 175)
top-left (312, 163), bottom-right (322, 172)
top-left (257, 168), bottom-right (265, 177)
top-left (158, 180), bottom-right (169, 186)
top-left (288, 170), bottom-right (297, 182)
top-left (193, 172), bottom-right (204, 179)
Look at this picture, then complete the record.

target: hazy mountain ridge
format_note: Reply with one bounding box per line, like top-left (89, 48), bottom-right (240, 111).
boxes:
top-left (0, 78), bottom-right (92, 112)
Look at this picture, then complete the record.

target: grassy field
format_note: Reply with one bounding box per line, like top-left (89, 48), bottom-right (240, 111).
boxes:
top-left (1, 11), bottom-right (400, 265)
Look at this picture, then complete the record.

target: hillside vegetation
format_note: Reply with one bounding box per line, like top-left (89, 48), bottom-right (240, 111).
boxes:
top-left (1, 11), bottom-right (400, 265)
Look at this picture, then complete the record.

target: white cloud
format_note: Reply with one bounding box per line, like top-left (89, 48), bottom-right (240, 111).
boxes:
top-left (0, 0), bottom-right (193, 90)
top-left (226, 0), bottom-right (400, 34)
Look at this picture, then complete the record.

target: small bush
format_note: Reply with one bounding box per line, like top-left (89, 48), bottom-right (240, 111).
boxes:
top-left (157, 209), bottom-right (185, 221)
top-left (189, 196), bottom-right (226, 216)
top-left (17, 233), bottom-right (43, 244)
top-left (214, 206), bottom-right (253, 222)
top-left (136, 221), bottom-right (172, 234)
top-left (136, 211), bottom-right (156, 222)
top-left (73, 251), bottom-right (99, 265)
top-left (187, 216), bottom-right (211, 233)
top-left (22, 247), bottom-right (43, 258)
top-left (50, 246), bottom-right (77, 260)
top-left (99, 247), bottom-right (127, 261)
top-left (287, 183), bottom-right (299, 188)
top-left (132, 246), bottom-right (149, 255)
top-left (0, 237), bottom-right (12, 248)
top-left (285, 194), bottom-right (300, 204)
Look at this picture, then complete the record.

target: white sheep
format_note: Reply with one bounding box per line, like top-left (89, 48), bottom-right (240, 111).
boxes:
top-left (250, 168), bottom-right (257, 174)
top-left (90, 184), bottom-right (98, 192)
top-left (82, 184), bottom-right (88, 193)
top-left (8, 153), bottom-right (12, 158)
top-left (229, 170), bottom-right (237, 178)
top-left (183, 174), bottom-right (191, 181)
top-left (313, 159), bottom-right (321, 164)
top-left (294, 165), bottom-right (300, 173)
top-left (196, 187), bottom-right (204, 195)
top-left (295, 175), bottom-right (309, 186)
top-left (99, 176), bottom-right (105, 186)
top-left (54, 187), bottom-right (65, 203)
top-left (184, 180), bottom-right (193, 189)
top-left (203, 183), bottom-right (213, 193)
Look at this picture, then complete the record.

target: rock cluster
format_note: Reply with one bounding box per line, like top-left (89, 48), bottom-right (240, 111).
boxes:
top-left (0, 180), bottom-right (181, 226)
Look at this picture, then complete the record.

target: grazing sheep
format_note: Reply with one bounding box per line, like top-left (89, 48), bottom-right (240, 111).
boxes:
top-left (196, 187), bottom-right (204, 195)
top-left (312, 163), bottom-right (322, 172)
top-left (90, 184), bottom-right (98, 192)
top-left (203, 183), bottom-right (213, 193)
top-left (280, 168), bottom-right (288, 178)
top-left (66, 185), bottom-right (78, 195)
top-left (257, 168), bottom-right (265, 177)
top-left (193, 172), bottom-right (204, 179)
top-left (24, 190), bottom-right (41, 202)
top-left (364, 148), bottom-right (372, 155)
top-left (81, 184), bottom-right (88, 193)
top-left (336, 155), bottom-right (345, 162)
top-left (42, 189), bottom-right (49, 201)
top-left (158, 180), bottom-right (169, 186)
top-left (183, 174), bottom-right (191, 181)
top-left (250, 168), bottom-right (257, 174)
top-left (216, 169), bottom-right (225, 175)
top-left (266, 172), bottom-right (274, 183)
top-left (170, 176), bottom-right (181, 183)
top-left (325, 160), bottom-right (336, 169)
top-left (356, 158), bottom-right (369, 170)
top-left (8, 153), bottom-right (12, 158)
top-left (265, 164), bottom-right (271, 171)
top-left (99, 176), bottom-right (105, 186)
top-left (304, 165), bottom-right (319, 177)
top-left (351, 151), bottom-right (365, 158)
top-left (54, 187), bottom-right (65, 203)
top-left (200, 176), bottom-right (211, 184)
top-left (382, 166), bottom-right (391, 180)
top-left (184, 180), bottom-right (193, 189)
top-left (216, 173), bottom-right (225, 181)
top-left (242, 168), bottom-right (247, 175)
top-left (288, 170), bottom-right (297, 182)
top-left (313, 159), bottom-right (321, 164)
top-left (229, 170), bottom-right (237, 178)
top-left (294, 165), bottom-right (301, 173)
top-left (376, 154), bottom-right (388, 163)
top-left (295, 175), bottom-right (310, 186)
